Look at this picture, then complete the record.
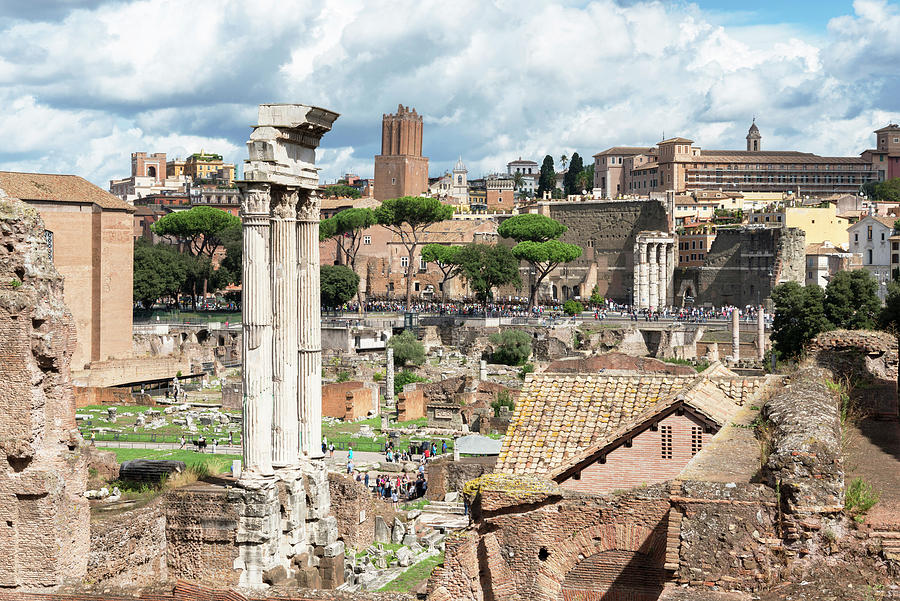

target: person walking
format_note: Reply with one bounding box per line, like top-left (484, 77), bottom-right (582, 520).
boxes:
top-left (348, 445), bottom-right (353, 462)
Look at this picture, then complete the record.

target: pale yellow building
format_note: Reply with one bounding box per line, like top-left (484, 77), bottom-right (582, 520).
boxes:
top-left (748, 204), bottom-right (850, 247)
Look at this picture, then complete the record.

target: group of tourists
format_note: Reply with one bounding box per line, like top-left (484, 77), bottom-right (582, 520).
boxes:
top-left (359, 471), bottom-right (427, 507)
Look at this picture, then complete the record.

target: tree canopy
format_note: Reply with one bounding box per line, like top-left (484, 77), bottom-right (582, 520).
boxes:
top-left (456, 243), bottom-right (521, 308)
top-left (563, 152), bottom-right (584, 195)
top-left (388, 329), bottom-right (426, 367)
top-left (320, 264), bottom-right (360, 308)
top-left (498, 214), bottom-right (581, 310)
top-left (133, 239), bottom-right (188, 309)
top-left (322, 184), bottom-right (361, 199)
top-left (771, 281), bottom-right (830, 360)
top-left (489, 330), bottom-right (532, 366)
top-left (537, 155), bottom-right (556, 198)
top-left (498, 213), bottom-right (567, 242)
top-left (880, 280), bottom-right (900, 332)
top-left (150, 206), bottom-right (240, 258)
top-left (421, 244), bottom-right (462, 305)
top-left (375, 196), bottom-right (455, 309)
top-left (823, 269), bottom-right (881, 330)
top-left (866, 177), bottom-right (900, 203)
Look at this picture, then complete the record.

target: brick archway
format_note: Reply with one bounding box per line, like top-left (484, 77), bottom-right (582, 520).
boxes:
top-left (532, 522), bottom-right (667, 601)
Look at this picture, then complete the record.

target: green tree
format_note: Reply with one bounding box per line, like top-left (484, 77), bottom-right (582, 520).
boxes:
top-left (133, 239), bottom-right (188, 309)
top-left (824, 269), bottom-right (881, 330)
top-left (874, 178), bottom-right (900, 203)
top-left (456, 243), bottom-right (521, 311)
top-left (537, 155), bottom-right (556, 198)
top-left (771, 281), bottom-right (831, 360)
top-left (320, 264), bottom-right (360, 308)
top-left (320, 207), bottom-right (377, 308)
top-left (389, 329), bottom-right (426, 367)
top-left (880, 280), bottom-right (900, 332)
top-left (511, 171), bottom-right (525, 196)
top-left (218, 224), bottom-right (242, 286)
top-left (560, 154), bottom-right (568, 171)
top-left (498, 214), bottom-right (582, 311)
top-left (394, 370), bottom-right (428, 396)
top-left (420, 244), bottom-right (462, 305)
top-left (489, 330), bottom-right (532, 366)
top-left (563, 152), bottom-right (584, 196)
top-left (322, 184), bottom-right (361, 199)
top-left (577, 164), bottom-right (594, 194)
top-left (563, 299), bottom-right (584, 316)
top-left (375, 196), bottom-right (455, 310)
top-left (589, 284), bottom-right (604, 307)
top-left (151, 206), bottom-right (240, 259)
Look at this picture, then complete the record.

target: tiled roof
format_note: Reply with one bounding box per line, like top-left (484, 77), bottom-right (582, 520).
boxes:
top-left (389, 219), bottom-right (496, 244)
top-left (497, 364), bottom-right (769, 478)
top-left (0, 171), bottom-right (134, 211)
top-left (593, 146), bottom-right (654, 157)
top-left (694, 151), bottom-right (868, 164)
top-left (660, 137), bottom-right (694, 144)
top-left (496, 373), bottom-right (694, 477)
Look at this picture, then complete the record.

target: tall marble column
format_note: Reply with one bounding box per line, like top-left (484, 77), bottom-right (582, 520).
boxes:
top-left (757, 305), bottom-right (766, 362)
top-left (648, 243), bottom-right (659, 310)
top-left (240, 184), bottom-right (274, 476)
top-left (271, 188), bottom-right (299, 468)
top-left (385, 348), bottom-right (395, 404)
top-left (732, 309), bottom-right (740, 363)
top-left (297, 191), bottom-right (324, 458)
top-left (657, 244), bottom-right (668, 310)
top-left (666, 243), bottom-right (676, 307)
top-left (638, 242), bottom-right (649, 308)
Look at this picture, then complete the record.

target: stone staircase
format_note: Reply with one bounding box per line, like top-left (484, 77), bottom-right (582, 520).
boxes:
top-left (869, 527), bottom-right (900, 561)
top-left (422, 500), bottom-right (466, 515)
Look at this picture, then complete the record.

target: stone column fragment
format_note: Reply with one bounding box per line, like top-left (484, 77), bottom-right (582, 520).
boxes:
top-left (731, 308), bottom-right (740, 363)
top-left (657, 244), bottom-right (669, 310)
top-left (757, 305), bottom-right (766, 362)
top-left (385, 348), bottom-right (394, 403)
top-left (271, 188), bottom-right (300, 468)
top-left (297, 191), bottom-right (324, 458)
top-left (648, 243), bottom-right (659, 310)
top-left (240, 184), bottom-right (274, 476)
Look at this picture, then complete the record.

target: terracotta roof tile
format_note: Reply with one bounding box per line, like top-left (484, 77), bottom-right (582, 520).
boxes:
top-left (0, 171), bottom-right (134, 211)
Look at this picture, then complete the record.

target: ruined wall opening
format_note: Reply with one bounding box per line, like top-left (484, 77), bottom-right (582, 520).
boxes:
top-left (558, 549), bottom-right (665, 601)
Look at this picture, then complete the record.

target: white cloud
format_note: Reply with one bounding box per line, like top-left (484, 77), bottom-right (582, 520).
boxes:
top-left (0, 0), bottom-right (898, 186)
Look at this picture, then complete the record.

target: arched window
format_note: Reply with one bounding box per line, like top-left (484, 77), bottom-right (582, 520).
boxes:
top-left (457, 175), bottom-right (462, 185)
top-left (147, 165), bottom-right (157, 178)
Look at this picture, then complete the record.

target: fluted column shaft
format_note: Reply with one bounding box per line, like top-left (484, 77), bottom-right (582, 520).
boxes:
top-left (271, 188), bottom-right (299, 468)
top-left (666, 243), bottom-right (675, 307)
top-left (297, 192), bottom-right (324, 458)
top-left (648, 243), bottom-right (659, 310)
top-left (757, 305), bottom-right (766, 361)
top-left (732, 309), bottom-right (741, 363)
top-left (657, 244), bottom-right (668, 310)
top-left (240, 184), bottom-right (274, 475)
top-left (639, 243), bottom-right (650, 309)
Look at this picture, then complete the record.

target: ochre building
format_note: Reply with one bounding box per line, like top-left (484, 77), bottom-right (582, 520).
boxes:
top-left (0, 172), bottom-right (134, 370)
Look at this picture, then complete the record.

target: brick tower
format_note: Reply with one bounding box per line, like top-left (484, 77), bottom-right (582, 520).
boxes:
top-left (374, 105), bottom-right (428, 201)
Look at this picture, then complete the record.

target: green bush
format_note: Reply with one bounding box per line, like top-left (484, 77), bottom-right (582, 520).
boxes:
top-left (589, 285), bottom-right (604, 307)
top-left (394, 370), bottom-right (428, 396)
top-left (336, 371), bottom-right (351, 383)
top-left (491, 390), bottom-right (515, 417)
top-left (563, 299), bottom-right (583, 316)
top-left (389, 330), bottom-right (425, 367)
top-left (845, 477), bottom-right (879, 517)
top-left (489, 330), bottom-right (532, 366)
top-left (373, 370), bottom-right (384, 382)
top-left (519, 362), bottom-right (535, 380)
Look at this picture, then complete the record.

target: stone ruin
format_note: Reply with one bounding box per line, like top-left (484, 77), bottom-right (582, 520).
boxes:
top-left (0, 196), bottom-right (89, 587)
top-left (228, 103), bottom-right (344, 588)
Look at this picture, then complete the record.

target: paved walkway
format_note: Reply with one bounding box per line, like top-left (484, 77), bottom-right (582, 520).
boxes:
top-left (845, 416), bottom-right (900, 529)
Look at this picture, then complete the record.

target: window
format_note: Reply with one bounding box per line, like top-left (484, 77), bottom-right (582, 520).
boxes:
top-left (660, 425), bottom-right (673, 459)
top-left (419, 257), bottom-right (427, 271)
top-left (400, 256), bottom-right (409, 268)
top-left (868, 249), bottom-right (873, 265)
top-left (691, 426), bottom-right (703, 456)
top-left (414, 282), bottom-right (420, 292)
top-left (44, 230), bottom-right (54, 261)
top-left (363, 235), bottom-right (371, 245)
top-left (855, 233), bottom-right (859, 243)
top-left (391, 177), bottom-right (397, 184)
top-left (868, 226), bottom-right (873, 241)
top-left (893, 254), bottom-right (899, 264)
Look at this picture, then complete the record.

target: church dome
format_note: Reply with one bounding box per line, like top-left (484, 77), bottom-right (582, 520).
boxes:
top-left (748, 120), bottom-right (760, 136)
top-left (454, 157), bottom-right (466, 172)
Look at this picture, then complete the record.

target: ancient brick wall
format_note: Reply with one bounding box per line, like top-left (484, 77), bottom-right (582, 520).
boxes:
top-left (327, 473), bottom-right (375, 551)
top-left (396, 389), bottom-right (425, 421)
top-left (424, 456), bottom-right (495, 501)
top-left (559, 411), bottom-right (713, 494)
top-left (164, 485), bottom-right (242, 586)
top-left (74, 385), bottom-right (147, 408)
top-left (0, 196), bottom-right (90, 589)
top-left (763, 368), bottom-right (844, 528)
top-left (809, 329), bottom-right (899, 384)
top-left (548, 200), bottom-right (668, 302)
top-left (88, 498), bottom-right (167, 586)
top-left (322, 381), bottom-right (377, 420)
top-left (430, 476), bottom-right (671, 601)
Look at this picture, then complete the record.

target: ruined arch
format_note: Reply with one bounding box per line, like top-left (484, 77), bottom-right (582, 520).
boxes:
top-left (532, 521), bottom-right (667, 601)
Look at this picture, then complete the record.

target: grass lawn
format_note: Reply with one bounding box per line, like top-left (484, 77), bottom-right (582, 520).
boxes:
top-left (98, 447), bottom-right (240, 474)
top-left (379, 552), bottom-right (444, 592)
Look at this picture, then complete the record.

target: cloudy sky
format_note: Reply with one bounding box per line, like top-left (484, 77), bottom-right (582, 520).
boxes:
top-left (1, 0), bottom-right (898, 187)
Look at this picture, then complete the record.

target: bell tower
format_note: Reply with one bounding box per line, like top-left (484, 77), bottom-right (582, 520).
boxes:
top-left (374, 105), bottom-right (429, 201)
top-left (746, 118), bottom-right (761, 152)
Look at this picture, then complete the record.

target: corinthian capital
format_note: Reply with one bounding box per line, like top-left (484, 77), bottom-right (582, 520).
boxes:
top-left (240, 184), bottom-right (271, 216)
top-left (272, 188), bottom-right (299, 220)
top-left (296, 190), bottom-right (321, 222)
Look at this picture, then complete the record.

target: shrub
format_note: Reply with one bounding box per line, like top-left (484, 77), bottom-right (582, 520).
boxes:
top-left (373, 370), bottom-right (384, 382)
top-left (519, 362), bottom-right (535, 380)
top-left (336, 371), bottom-right (351, 383)
top-left (845, 477), bottom-right (880, 517)
top-left (491, 390), bottom-right (515, 417)
top-left (394, 370), bottom-right (427, 396)
top-left (388, 330), bottom-right (425, 367)
top-left (563, 299), bottom-right (583, 316)
top-left (589, 285), bottom-right (604, 307)
top-left (489, 330), bottom-right (532, 366)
